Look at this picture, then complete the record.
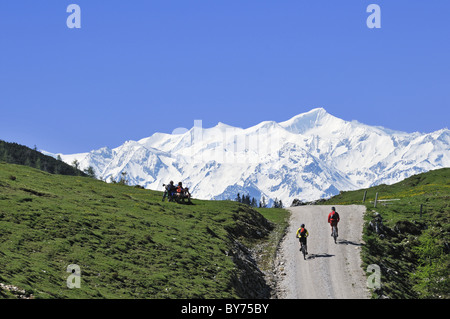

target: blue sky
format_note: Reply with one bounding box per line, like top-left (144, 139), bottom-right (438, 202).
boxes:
top-left (1, 1), bottom-right (449, 154)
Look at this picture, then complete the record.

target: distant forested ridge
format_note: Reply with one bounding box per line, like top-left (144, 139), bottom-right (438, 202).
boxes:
top-left (0, 140), bottom-right (86, 177)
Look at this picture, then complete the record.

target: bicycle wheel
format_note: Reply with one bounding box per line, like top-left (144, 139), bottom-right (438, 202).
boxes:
top-left (332, 226), bottom-right (337, 244)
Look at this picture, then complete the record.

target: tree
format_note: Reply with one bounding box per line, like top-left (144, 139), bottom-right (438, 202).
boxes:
top-left (236, 193), bottom-right (241, 203)
top-left (72, 159), bottom-right (80, 170)
top-left (0, 147), bottom-right (6, 162)
top-left (119, 171), bottom-right (128, 185)
top-left (84, 166), bottom-right (96, 179)
top-left (243, 194), bottom-right (250, 205)
top-left (35, 157), bottom-right (41, 170)
top-left (273, 198), bottom-right (283, 208)
top-left (71, 159), bottom-right (81, 176)
top-left (260, 196), bottom-right (267, 208)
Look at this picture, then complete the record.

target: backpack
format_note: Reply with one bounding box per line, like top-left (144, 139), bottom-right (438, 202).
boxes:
top-left (299, 228), bottom-right (307, 238)
top-left (330, 212), bottom-right (338, 220)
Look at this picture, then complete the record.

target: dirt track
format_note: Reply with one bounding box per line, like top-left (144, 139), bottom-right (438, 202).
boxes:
top-left (276, 205), bottom-right (370, 299)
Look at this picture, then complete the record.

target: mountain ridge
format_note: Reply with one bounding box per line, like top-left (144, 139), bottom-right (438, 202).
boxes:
top-left (43, 108), bottom-right (450, 206)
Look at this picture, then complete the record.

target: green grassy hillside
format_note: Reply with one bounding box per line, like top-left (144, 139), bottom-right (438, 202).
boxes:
top-left (0, 140), bottom-right (86, 177)
top-left (324, 168), bottom-right (449, 299)
top-left (0, 162), bottom-right (288, 299)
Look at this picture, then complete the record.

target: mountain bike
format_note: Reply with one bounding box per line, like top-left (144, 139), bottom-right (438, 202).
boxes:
top-left (300, 242), bottom-right (307, 260)
top-left (331, 225), bottom-right (338, 244)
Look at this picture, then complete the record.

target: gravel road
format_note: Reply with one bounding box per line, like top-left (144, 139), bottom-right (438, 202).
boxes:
top-left (276, 205), bottom-right (370, 299)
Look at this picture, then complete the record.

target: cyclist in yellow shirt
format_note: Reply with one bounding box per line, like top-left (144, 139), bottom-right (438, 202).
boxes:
top-left (296, 224), bottom-right (309, 255)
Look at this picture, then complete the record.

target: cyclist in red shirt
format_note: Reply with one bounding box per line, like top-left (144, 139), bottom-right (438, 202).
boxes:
top-left (328, 207), bottom-right (340, 237)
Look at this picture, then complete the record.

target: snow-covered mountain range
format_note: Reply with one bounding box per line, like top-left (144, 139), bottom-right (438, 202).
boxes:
top-left (45, 108), bottom-right (450, 206)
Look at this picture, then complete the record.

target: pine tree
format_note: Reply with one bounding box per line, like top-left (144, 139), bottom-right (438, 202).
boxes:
top-left (244, 194), bottom-right (251, 205)
top-left (273, 198), bottom-right (281, 208)
top-left (0, 147), bottom-right (6, 162)
top-left (72, 159), bottom-right (80, 170)
top-left (119, 171), bottom-right (128, 185)
top-left (84, 166), bottom-right (96, 179)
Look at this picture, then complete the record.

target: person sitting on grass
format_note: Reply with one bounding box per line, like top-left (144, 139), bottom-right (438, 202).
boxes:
top-left (175, 182), bottom-right (192, 203)
top-left (162, 181), bottom-right (176, 202)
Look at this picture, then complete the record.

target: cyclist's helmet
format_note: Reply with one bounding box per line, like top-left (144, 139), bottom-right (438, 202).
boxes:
top-left (301, 224), bottom-right (305, 228)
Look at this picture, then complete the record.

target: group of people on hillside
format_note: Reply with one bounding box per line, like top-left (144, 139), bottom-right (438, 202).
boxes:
top-left (162, 181), bottom-right (192, 203)
top-left (296, 207), bottom-right (340, 256)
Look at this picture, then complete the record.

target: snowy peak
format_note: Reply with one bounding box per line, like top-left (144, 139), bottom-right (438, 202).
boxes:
top-left (52, 108), bottom-right (450, 206)
top-left (279, 108), bottom-right (339, 134)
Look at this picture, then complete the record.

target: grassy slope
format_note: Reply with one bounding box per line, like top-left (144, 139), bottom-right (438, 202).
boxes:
top-left (0, 162), bottom-right (288, 299)
top-left (323, 167), bottom-right (449, 299)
